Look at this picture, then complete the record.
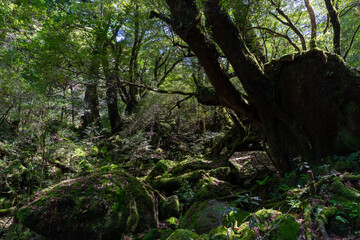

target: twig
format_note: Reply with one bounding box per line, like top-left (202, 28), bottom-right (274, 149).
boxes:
top-left (269, 0), bottom-right (307, 50)
top-left (343, 22), bottom-right (360, 60)
top-left (62, 67), bottom-right (194, 96)
top-left (166, 95), bottom-right (193, 119)
top-left (248, 26), bottom-right (300, 52)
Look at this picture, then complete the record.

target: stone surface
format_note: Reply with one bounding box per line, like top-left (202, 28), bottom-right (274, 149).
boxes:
top-left (17, 171), bottom-right (158, 240)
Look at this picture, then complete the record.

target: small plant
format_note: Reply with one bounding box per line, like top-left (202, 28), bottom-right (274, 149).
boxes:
top-left (256, 176), bottom-right (270, 186)
top-left (279, 184), bottom-right (291, 192)
top-left (286, 195), bottom-right (302, 209)
top-left (233, 193), bottom-right (261, 206)
top-left (174, 179), bottom-right (195, 207)
top-left (336, 215), bottom-right (349, 224)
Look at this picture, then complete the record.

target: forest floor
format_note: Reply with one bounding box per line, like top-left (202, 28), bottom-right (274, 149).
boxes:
top-left (1, 125), bottom-right (360, 239)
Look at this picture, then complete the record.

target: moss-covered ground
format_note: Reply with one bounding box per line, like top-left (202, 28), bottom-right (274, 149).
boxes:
top-left (2, 125), bottom-right (360, 240)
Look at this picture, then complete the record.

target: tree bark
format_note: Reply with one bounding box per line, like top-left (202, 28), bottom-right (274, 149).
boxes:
top-left (82, 53), bottom-right (101, 128)
top-left (304, 0), bottom-right (317, 49)
top-left (324, 0), bottom-right (341, 54)
top-left (101, 48), bottom-right (122, 133)
top-left (83, 83), bottom-right (100, 128)
top-left (125, 5), bottom-right (141, 115)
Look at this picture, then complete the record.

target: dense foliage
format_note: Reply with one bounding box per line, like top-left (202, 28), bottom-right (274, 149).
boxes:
top-left (1, 0), bottom-right (360, 239)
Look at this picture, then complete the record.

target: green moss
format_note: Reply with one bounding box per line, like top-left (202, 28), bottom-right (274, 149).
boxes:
top-left (166, 217), bottom-right (179, 229)
top-left (166, 229), bottom-right (201, 240)
top-left (303, 203), bottom-right (312, 240)
top-left (172, 158), bottom-right (213, 176)
top-left (180, 201), bottom-right (200, 228)
top-left (159, 195), bottom-right (180, 220)
top-left (152, 170), bottom-right (206, 192)
top-left (208, 167), bottom-right (230, 180)
top-left (208, 225), bottom-right (241, 239)
top-left (246, 209), bottom-right (300, 240)
top-left (16, 207), bottom-right (31, 221)
top-left (179, 200), bottom-right (228, 234)
top-left (195, 177), bottom-right (233, 200)
top-left (223, 209), bottom-right (250, 227)
top-left (272, 214), bottom-right (300, 240)
top-left (332, 177), bottom-right (360, 201)
top-left (344, 172), bottom-right (360, 181)
top-left (99, 164), bottom-right (123, 172)
top-left (322, 206), bottom-right (338, 218)
top-left (234, 222), bottom-right (256, 240)
top-left (146, 160), bottom-right (177, 181)
top-left (254, 209), bottom-right (280, 222)
top-left (279, 53), bottom-right (295, 62)
top-left (17, 171), bottom-right (158, 239)
top-left (327, 52), bottom-right (346, 64)
top-left (143, 229), bottom-right (160, 240)
top-left (126, 199), bottom-right (139, 232)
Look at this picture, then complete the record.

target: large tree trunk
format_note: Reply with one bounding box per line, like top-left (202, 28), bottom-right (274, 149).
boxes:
top-left (105, 81), bottom-right (122, 133)
top-left (82, 83), bottom-right (100, 128)
top-left (82, 54), bottom-right (101, 129)
top-left (101, 49), bottom-right (122, 133)
top-left (264, 51), bottom-right (360, 163)
top-left (156, 0), bottom-right (360, 172)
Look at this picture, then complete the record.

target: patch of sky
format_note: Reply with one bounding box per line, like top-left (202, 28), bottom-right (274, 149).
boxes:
top-left (116, 28), bottom-right (127, 42)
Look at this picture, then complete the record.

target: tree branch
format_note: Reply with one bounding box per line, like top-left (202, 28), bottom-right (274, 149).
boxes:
top-left (343, 22), bottom-right (360, 60)
top-left (63, 66), bottom-right (194, 96)
top-left (304, 0), bottom-right (317, 49)
top-left (162, 0), bottom-right (260, 123)
top-left (270, 0), bottom-right (307, 51)
top-left (157, 58), bottom-right (183, 87)
top-left (249, 26), bottom-right (300, 52)
top-left (324, 0), bottom-right (341, 54)
top-left (339, 3), bottom-right (360, 17)
top-left (323, 14), bottom-right (330, 34)
top-left (149, 10), bottom-right (172, 25)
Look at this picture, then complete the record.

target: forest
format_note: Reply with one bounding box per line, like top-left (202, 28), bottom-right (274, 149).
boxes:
top-left (1, 0), bottom-right (360, 239)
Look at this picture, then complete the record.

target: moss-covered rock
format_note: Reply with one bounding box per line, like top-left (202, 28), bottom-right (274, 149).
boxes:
top-left (166, 229), bottom-right (202, 240)
top-left (271, 214), bottom-right (300, 240)
top-left (195, 177), bottom-right (234, 200)
top-left (208, 223), bottom-right (257, 240)
top-left (331, 177), bottom-right (360, 201)
top-left (235, 222), bottom-right (257, 240)
top-left (208, 225), bottom-right (239, 239)
top-left (146, 160), bottom-right (177, 181)
top-left (159, 195), bottom-right (180, 220)
top-left (171, 158), bottom-right (214, 176)
top-left (208, 167), bottom-right (231, 180)
top-left (150, 169), bottom-right (207, 195)
top-left (179, 200), bottom-right (228, 234)
top-left (17, 171), bottom-right (158, 240)
top-left (251, 209), bottom-right (300, 240)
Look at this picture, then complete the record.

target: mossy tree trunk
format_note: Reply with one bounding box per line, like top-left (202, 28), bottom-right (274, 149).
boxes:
top-left (152, 0), bottom-right (360, 172)
top-left (82, 47), bottom-right (101, 129)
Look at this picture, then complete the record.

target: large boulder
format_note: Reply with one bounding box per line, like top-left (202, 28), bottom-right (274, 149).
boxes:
top-left (17, 171), bottom-right (158, 240)
top-left (179, 200), bottom-right (228, 234)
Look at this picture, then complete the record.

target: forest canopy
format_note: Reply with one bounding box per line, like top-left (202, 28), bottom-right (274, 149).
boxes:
top-left (1, 0), bottom-right (360, 239)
